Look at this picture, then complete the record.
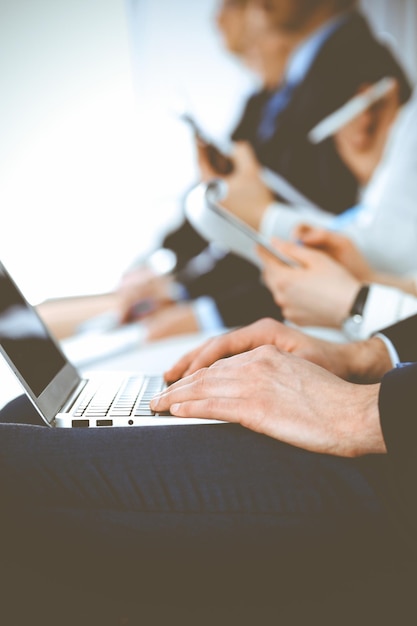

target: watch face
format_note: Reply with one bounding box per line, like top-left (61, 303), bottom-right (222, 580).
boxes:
top-left (147, 249), bottom-right (177, 275)
top-left (342, 314), bottom-right (363, 340)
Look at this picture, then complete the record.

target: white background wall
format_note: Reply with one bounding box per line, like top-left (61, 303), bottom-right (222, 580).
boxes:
top-left (0, 0), bottom-right (253, 304)
top-left (0, 0), bottom-right (415, 305)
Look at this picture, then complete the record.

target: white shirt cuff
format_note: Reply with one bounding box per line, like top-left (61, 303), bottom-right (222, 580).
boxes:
top-left (374, 333), bottom-right (400, 368)
top-left (259, 202), bottom-right (333, 241)
top-left (349, 284), bottom-right (417, 340)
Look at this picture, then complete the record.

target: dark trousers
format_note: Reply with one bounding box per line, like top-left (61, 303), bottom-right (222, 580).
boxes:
top-left (0, 395), bottom-right (412, 622)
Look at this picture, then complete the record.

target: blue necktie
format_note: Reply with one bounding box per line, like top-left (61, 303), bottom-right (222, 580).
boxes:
top-left (257, 81), bottom-right (295, 142)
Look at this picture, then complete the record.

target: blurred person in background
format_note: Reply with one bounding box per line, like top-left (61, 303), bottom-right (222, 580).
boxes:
top-left (38, 0), bottom-right (413, 344)
top-left (112, 0), bottom-right (412, 342)
top-left (239, 85), bottom-right (417, 339)
top-left (218, 77), bottom-right (416, 274)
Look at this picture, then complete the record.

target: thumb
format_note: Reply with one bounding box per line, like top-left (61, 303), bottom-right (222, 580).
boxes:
top-left (270, 237), bottom-right (324, 266)
top-left (257, 237), bottom-right (311, 267)
top-left (293, 224), bottom-right (333, 248)
top-left (233, 141), bottom-right (259, 171)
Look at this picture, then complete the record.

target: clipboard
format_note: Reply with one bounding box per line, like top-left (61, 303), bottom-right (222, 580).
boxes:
top-left (205, 181), bottom-right (300, 266)
top-left (185, 181), bottom-right (300, 268)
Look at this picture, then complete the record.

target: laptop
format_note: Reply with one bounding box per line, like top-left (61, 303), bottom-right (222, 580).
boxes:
top-left (0, 260), bottom-right (219, 428)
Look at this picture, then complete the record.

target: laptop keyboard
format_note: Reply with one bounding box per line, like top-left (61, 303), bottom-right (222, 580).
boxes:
top-left (73, 375), bottom-right (165, 419)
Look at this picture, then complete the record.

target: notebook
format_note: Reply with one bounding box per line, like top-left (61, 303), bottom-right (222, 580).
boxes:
top-left (0, 260), bottom-right (221, 428)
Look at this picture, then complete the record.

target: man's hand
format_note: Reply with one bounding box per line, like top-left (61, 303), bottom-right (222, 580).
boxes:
top-left (219, 142), bottom-right (274, 230)
top-left (164, 317), bottom-right (392, 384)
top-left (293, 225), bottom-right (376, 282)
top-left (116, 267), bottom-right (176, 323)
top-left (197, 140), bottom-right (273, 230)
top-left (257, 237), bottom-right (361, 327)
top-left (152, 344), bottom-right (386, 458)
top-left (142, 302), bottom-right (200, 341)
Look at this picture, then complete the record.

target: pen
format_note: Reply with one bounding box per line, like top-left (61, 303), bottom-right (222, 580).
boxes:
top-left (308, 77), bottom-right (396, 144)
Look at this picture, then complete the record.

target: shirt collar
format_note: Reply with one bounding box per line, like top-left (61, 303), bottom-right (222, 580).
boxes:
top-left (284, 12), bottom-right (351, 87)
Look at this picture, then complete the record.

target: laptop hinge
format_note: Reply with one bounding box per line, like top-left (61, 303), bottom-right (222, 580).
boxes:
top-left (60, 379), bottom-right (88, 414)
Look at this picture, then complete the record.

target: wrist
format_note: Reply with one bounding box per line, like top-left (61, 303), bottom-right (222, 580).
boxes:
top-left (349, 383), bottom-right (386, 456)
top-left (343, 336), bottom-right (393, 383)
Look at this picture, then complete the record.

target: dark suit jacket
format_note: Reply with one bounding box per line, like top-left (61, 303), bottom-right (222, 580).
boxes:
top-left (161, 10), bottom-right (412, 328)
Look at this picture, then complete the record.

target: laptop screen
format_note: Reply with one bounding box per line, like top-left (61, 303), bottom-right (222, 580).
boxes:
top-left (0, 264), bottom-right (67, 397)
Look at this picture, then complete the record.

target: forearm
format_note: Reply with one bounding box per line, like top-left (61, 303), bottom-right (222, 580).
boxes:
top-left (345, 382), bottom-right (386, 457)
top-left (36, 293), bottom-right (121, 339)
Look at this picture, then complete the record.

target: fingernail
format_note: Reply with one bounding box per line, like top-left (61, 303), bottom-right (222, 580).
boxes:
top-left (150, 396), bottom-right (160, 409)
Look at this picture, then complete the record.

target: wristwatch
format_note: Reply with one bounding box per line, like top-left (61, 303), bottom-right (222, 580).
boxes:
top-left (342, 285), bottom-right (370, 339)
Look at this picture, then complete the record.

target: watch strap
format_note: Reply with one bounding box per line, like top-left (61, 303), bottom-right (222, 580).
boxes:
top-left (349, 285), bottom-right (370, 319)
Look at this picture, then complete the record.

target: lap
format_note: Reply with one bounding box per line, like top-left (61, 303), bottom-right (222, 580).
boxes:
top-left (0, 395), bottom-right (402, 608)
top-left (0, 396), bottom-right (385, 519)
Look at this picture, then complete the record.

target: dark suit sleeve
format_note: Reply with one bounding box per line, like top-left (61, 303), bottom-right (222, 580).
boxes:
top-left (379, 363), bottom-right (417, 459)
top-left (378, 363), bottom-right (417, 548)
top-left (214, 281), bottom-right (284, 328)
top-left (162, 219), bottom-right (209, 271)
top-left (378, 314), bottom-right (417, 363)
top-left (377, 314), bottom-right (417, 457)
top-left (182, 253), bottom-right (284, 327)
top-left (148, 180), bottom-right (213, 271)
